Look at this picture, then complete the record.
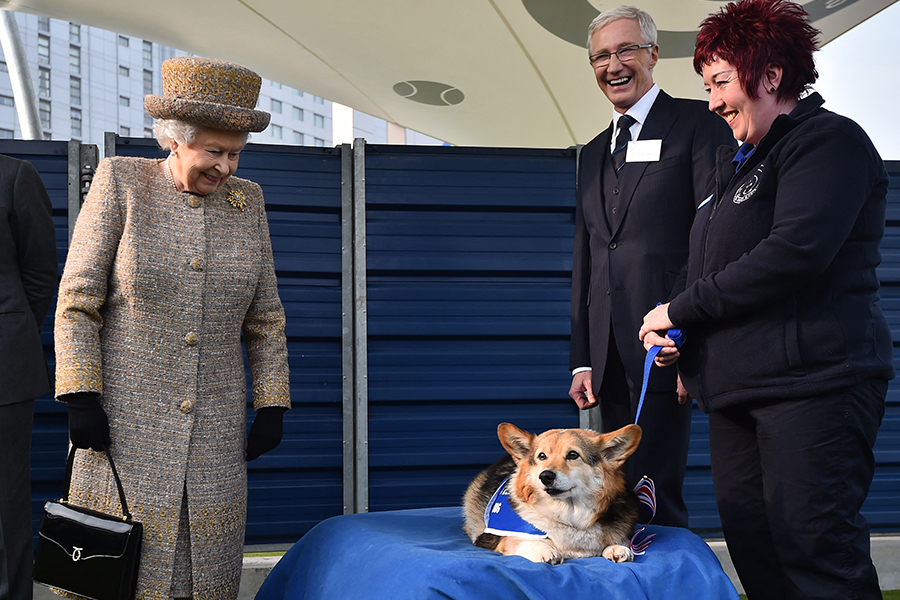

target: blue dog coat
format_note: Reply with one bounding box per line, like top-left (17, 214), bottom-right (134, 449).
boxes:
top-left (483, 477), bottom-right (547, 538)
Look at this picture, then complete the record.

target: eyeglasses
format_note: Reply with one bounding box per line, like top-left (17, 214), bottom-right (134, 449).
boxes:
top-left (589, 43), bottom-right (654, 67)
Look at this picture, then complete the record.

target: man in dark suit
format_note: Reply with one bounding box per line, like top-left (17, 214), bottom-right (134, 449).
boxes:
top-left (0, 154), bottom-right (57, 600)
top-left (569, 6), bottom-right (734, 527)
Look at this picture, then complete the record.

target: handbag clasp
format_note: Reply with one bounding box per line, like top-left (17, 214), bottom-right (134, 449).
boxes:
top-left (71, 547), bottom-right (83, 561)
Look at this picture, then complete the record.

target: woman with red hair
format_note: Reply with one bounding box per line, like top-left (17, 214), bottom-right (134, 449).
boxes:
top-left (639, 0), bottom-right (892, 598)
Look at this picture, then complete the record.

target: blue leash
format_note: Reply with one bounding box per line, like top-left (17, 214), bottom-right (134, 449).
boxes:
top-left (634, 328), bottom-right (684, 424)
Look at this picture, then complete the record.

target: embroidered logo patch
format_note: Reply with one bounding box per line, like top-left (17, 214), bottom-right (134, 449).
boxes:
top-left (733, 174), bottom-right (759, 204)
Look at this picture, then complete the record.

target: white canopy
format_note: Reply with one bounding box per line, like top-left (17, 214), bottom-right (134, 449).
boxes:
top-left (2, 0), bottom-right (894, 146)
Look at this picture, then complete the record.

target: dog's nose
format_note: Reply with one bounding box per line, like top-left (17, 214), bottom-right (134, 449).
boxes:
top-left (539, 470), bottom-right (556, 486)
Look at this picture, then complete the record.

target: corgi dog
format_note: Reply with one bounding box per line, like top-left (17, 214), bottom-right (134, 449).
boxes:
top-left (463, 423), bottom-right (642, 565)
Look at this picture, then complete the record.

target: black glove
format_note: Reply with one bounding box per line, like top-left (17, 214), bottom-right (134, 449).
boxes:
top-left (246, 407), bottom-right (287, 461)
top-left (64, 392), bottom-right (111, 451)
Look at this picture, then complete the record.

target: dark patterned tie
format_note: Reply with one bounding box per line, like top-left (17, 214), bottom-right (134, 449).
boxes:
top-left (612, 114), bottom-right (636, 173)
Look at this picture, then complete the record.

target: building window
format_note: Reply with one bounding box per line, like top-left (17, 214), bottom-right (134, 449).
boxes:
top-left (69, 23), bottom-right (81, 44)
top-left (271, 99), bottom-right (282, 114)
top-left (38, 68), bottom-right (51, 98)
top-left (293, 89), bottom-right (302, 97)
top-left (0, 62), bottom-right (7, 73)
top-left (0, 128), bottom-right (13, 139)
top-left (142, 40), bottom-right (153, 68)
top-left (70, 108), bottom-right (82, 138)
top-left (314, 138), bottom-right (325, 147)
top-left (39, 99), bottom-right (51, 131)
top-left (314, 113), bottom-right (324, 128)
top-left (118, 35), bottom-right (129, 47)
top-left (38, 35), bottom-right (50, 65)
top-left (272, 125), bottom-right (282, 139)
top-left (143, 69), bottom-right (153, 95)
top-left (292, 106), bottom-right (303, 121)
top-left (119, 96), bottom-right (130, 107)
top-left (293, 131), bottom-right (303, 145)
top-left (120, 126), bottom-right (130, 137)
top-left (314, 96), bottom-right (325, 104)
top-left (144, 113), bottom-right (153, 127)
top-left (70, 76), bottom-right (81, 105)
top-left (69, 45), bottom-right (81, 74)
top-left (271, 81), bottom-right (282, 89)
top-left (119, 65), bottom-right (130, 77)
top-left (38, 17), bottom-right (50, 32)
top-left (144, 128), bottom-right (153, 138)
top-left (0, 95), bottom-right (14, 107)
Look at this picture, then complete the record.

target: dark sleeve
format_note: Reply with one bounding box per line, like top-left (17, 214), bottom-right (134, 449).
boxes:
top-left (12, 159), bottom-right (58, 329)
top-left (569, 148), bottom-right (591, 371)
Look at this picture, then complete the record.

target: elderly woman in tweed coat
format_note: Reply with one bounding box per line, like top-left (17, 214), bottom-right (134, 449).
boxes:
top-left (54, 57), bottom-right (291, 599)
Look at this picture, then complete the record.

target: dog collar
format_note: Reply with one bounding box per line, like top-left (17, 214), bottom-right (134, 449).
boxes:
top-left (483, 477), bottom-right (548, 539)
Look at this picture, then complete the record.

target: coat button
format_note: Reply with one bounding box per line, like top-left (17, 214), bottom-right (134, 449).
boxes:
top-left (184, 332), bottom-right (199, 346)
top-left (613, 188), bottom-right (620, 195)
top-left (609, 242), bottom-right (617, 249)
top-left (187, 196), bottom-right (201, 209)
top-left (190, 258), bottom-right (203, 271)
top-left (180, 400), bottom-right (193, 414)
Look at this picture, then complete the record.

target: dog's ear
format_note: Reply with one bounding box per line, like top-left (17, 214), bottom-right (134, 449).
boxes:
top-left (497, 423), bottom-right (534, 461)
top-left (598, 424), bottom-right (642, 467)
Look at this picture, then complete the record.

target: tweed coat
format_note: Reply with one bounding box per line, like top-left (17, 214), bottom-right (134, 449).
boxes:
top-left (54, 156), bottom-right (291, 599)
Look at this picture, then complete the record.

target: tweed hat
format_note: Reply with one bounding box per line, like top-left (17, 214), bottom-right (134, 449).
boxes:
top-left (144, 57), bottom-right (270, 132)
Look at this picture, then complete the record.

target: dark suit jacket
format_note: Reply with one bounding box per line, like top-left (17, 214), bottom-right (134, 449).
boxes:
top-left (0, 154), bottom-right (58, 406)
top-left (570, 91), bottom-right (735, 392)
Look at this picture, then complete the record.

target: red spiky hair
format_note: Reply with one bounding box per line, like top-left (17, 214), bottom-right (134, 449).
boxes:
top-left (693, 0), bottom-right (819, 101)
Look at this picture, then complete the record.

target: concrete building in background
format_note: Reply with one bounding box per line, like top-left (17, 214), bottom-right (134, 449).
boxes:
top-left (0, 12), bottom-right (442, 149)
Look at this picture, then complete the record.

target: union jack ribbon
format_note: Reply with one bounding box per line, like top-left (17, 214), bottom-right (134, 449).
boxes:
top-left (630, 476), bottom-right (657, 555)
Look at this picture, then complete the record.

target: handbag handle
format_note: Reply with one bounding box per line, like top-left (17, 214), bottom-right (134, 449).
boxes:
top-left (62, 445), bottom-right (134, 521)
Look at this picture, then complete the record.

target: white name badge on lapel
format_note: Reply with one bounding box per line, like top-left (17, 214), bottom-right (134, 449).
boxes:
top-left (625, 139), bottom-right (662, 163)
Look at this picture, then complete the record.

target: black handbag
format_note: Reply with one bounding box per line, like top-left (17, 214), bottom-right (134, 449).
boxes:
top-left (33, 445), bottom-right (143, 600)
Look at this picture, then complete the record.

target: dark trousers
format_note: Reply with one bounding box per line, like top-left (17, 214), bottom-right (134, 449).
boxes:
top-left (709, 379), bottom-right (886, 600)
top-left (0, 399), bottom-right (35, 600)
top-left (598, 330), bottom-right (691, 528)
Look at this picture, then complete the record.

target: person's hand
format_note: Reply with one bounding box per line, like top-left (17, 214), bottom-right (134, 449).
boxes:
top-left (569, 371), bottom-right (597, 410)
top-left (676, 374), bottom-right (692, 405)
top-left (639, 303), bottom-right (675, 344)
top-left (64, 392), bottom-right (111, 451)
top-left (246, 407), bottom-right (287, 461)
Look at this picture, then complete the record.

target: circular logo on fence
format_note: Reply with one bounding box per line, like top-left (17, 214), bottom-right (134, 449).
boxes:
top-left (393, 81), bottom-right (465, 106)
top-left (733, 174), bottom-right (759, 204)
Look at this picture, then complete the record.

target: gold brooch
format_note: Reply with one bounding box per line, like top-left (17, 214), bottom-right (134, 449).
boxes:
top-left (226, 190), bottom-right (247, 211)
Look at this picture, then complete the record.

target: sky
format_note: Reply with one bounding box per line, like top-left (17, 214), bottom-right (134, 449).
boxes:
top-left (813, 2), bottom-right (900, 159)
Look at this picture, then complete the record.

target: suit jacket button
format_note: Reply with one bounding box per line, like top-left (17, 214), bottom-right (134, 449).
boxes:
top-left (180, 400), bottom-right (193, 414)
top-left (613, 188), bottom-right (620, 195)
top-left (187, 197), bottom-right (201, 209)
top-left (184, 332), bottom-right (199, 346)
top-left (190, 258), bottom-right (203, 271)
top-left (609, 242), bottom-right (617, 249)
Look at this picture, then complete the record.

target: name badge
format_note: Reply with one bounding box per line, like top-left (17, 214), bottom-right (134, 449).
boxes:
top-left (626, 139), bottom-right (662, 163)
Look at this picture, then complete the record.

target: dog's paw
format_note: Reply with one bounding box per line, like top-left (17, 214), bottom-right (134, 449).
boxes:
top-left (602, 544), bottom-right (634, 563)
top-left (510, 539), bottom-right (564, 565)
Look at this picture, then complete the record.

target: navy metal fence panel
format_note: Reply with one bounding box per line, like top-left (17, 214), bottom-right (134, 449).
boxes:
top-left (17, 139), bottom-right (900, 546)
top-left (873, 160), bottom-right (900, 532)
top-left (361, 144), bottom-right (583, 511)
top-left (75, 138), bottom-right (345, 544)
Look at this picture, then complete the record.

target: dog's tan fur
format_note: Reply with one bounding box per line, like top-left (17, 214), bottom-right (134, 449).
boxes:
top-left (463, 423), bottom-right (642, 564)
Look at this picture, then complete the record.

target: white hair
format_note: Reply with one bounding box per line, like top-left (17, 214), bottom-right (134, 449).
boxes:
top-left (587, 5), bottom-right (658, 53)
top-left (153, 119), bottom-right (250, 151)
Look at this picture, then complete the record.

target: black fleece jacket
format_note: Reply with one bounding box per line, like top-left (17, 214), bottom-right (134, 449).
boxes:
top-left (668, 93), bottom-right (894, 412)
